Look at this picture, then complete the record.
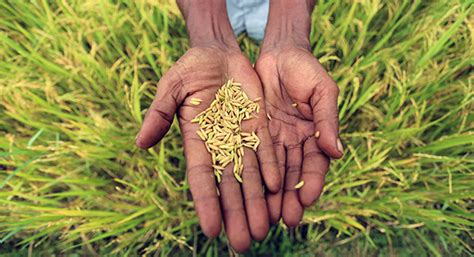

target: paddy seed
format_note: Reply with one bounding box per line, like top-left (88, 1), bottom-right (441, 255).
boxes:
top-left (315, 131), bottom-right (320, 139)
top-left (294, 180), bottom-right (305, 189)
top-left (191, 79), bottom-right (261, 183)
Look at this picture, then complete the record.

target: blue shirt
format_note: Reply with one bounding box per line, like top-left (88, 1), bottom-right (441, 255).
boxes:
top-left (226, 0), bottom-right (269, 41)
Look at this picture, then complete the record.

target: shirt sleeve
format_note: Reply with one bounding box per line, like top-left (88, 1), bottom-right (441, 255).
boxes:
top-left (226, 0), bottom-right (269, 42)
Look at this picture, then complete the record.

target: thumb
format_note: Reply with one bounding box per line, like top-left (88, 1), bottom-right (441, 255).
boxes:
top-left (136, 70), bottom-right (182, 149)
top-left (310, 76), bottom-right (343, 159)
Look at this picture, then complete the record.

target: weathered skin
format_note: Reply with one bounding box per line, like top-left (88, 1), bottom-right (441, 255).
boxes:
top-left (136, 45), bottom-right (281, 252)
top-left (256, 0), bottom-right (344, 228)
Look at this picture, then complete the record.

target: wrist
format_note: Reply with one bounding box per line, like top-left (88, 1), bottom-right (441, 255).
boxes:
top-left (177, 0), bottom-right (239, 50)
top-left (260, 0), bottom-right (314, 53)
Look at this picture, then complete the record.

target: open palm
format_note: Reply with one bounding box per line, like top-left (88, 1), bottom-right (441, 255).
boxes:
top-left (256, 46), bottom-right (343, 227)
top-left (136, 46), bottom-right (280, 252)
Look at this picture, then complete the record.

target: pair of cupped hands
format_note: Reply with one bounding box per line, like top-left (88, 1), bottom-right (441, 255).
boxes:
top-left (136, 40), bottom-right (343, 252)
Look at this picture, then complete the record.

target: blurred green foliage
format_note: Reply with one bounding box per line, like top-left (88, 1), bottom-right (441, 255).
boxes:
top-left (0, 0), bottom-right (472, 256)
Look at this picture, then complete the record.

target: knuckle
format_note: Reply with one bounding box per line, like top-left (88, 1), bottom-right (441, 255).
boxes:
top-left (286, 144), bottom-right (300, 150)
top-left (220, 172), bottom-right (239, 183)
top-left (244, 192), bottom-right (264, 202)
top-left (187, 164), bottom-right (213, 175)
top-left (304, 149), bottom-right (323, 158)
top-left (223, 206), bottom-right (245, 214)
top-left (260, 159), bottom-right (278, 168)
top-left (257, 143), bottom-right (274, 154)
top-left (243, 166), bottom-right (260, 174)
top-left (192, 193), bottom-right (218, 202)
top-left (152, 107), bottom-right (173, 124)
top-left (286, 165), bottom-right (300, 174)
top-left (284, 185), bottom-right (298, 191)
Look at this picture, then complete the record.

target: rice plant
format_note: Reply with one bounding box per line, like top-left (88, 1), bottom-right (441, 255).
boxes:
top-left (0, 0), bottom-right (472, 256)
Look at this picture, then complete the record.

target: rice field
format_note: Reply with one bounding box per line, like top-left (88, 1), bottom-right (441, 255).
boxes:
top-left (0, 0), bottom-right (473, 256)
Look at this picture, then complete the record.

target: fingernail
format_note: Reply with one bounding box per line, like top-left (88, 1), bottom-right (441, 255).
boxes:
top-left (135, 133), bottom-right (140, 141)
top-left (336, 138), bottom-right (344, 153)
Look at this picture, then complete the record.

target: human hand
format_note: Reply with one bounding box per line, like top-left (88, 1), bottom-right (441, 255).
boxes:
top-left (255, 0), bottom-right (344, 227)
top-left (136, 1), bottom-right (280, 252)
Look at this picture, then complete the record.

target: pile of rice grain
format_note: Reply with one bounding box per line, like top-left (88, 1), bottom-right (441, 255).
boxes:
top-left (191, 79), bottom-right (260, 183)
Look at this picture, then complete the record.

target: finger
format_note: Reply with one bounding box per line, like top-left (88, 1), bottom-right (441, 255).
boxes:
top-left (181, 123), bottom-right (222, 238)
top-left (219, 165), bottom-right (251, 253)
top-left (310, 76), bottom-right (343, 158)
top-left (232, 63), bottom-right (281, 193)
top-left (298, 137), bottom-right (330, 207)
top-left (136, 71), bottom-right (181, 149)
top-left (241, 148), bottom-right (269, 241)
top-left (256, 124), bottom-right (281, 193)
top-left (282, 144), bottom-right (304, 228)
top-left (266, 142), bottom-right (285, 224)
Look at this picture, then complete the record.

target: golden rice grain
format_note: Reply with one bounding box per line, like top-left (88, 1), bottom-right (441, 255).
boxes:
top-left (197, 130), bottom-right (206, 141)
top-left (190, 98), bottom-right (203, 105)
top-left (314, 131), bottom-right (320, 139)
top-left (191, 79), bottom-right (261, 183)
top-left (292, 103), bottom-right (298, 107)
top-left (294, 180), bottom-right (305, 189)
